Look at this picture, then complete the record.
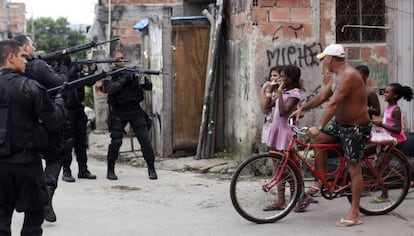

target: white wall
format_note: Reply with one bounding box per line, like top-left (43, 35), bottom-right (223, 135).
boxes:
top-left (390, 0), bottom-right (414, 131)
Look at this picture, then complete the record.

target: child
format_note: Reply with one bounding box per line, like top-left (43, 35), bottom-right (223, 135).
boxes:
top-left (260, 66), bottom-right (284, 147)
top-left (371, 83), bottom-right (413, 202)
top-left (262, 64), bottom-right (306, 211)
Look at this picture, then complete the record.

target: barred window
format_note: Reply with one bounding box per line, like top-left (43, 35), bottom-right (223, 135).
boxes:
top-left (336, 0), bottom-right (386, 43)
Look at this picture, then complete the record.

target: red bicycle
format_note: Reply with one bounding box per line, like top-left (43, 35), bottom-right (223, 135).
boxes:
top-left (230, 118), bottom-right (410, 223)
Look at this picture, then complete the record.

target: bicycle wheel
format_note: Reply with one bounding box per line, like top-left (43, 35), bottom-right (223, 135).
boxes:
top-left (230, 153), bottom-right (302, 223)
top-left (347, 148), bottom-right (410, 215)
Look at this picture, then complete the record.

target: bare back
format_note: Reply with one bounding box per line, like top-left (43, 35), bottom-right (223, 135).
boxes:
top-left (329, 64), bottom-right (370, 125)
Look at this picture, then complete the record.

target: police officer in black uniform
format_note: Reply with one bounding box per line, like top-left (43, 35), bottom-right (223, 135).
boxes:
top-left (60, 60), bottom-right (96, 182)
top-left (103, 50), bottom-right (158, 180)
top-left (13, 35), bottom-right (68, 223)
top-left (0, 39), bottom-right (66, 236)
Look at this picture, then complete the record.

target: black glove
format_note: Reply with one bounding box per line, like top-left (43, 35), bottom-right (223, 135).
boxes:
top-left (54, 91), bottom-right (67, 118)
top-left (54, 91), bottom-right (66, 108)
top-left (68, 64), bottom-right (82, 80)
top-left (126, 73), bottom-right (138, 82)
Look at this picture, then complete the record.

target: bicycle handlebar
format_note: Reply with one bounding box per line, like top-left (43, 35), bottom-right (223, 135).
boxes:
top-left (288, 116), bottom-right (309, 135)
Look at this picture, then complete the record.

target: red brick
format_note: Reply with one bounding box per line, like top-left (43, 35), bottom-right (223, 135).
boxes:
top-left (234, 13), bottom-right (248, 26)
top-left (320, 0), bottom-right (334, 4)
top-left (320, 19), bottom-right (333, 34)
top-left (251, 8), bottom-right (269, 23)
top-left (282, 23), bottom-right (303, 38)
top-left (360, 47), bottom-right (372, 60)
top-left (291, 7), bottom-right (311, 22)
top-left (303, 23), bottom-right (312, 38)
top-left (374, 45), bottom-right (387, 59)
top-left (277, 0), bottom-right (298, 7)
top-left (269, 7), bottom-right (291, 22)
top-left (298, 0), bottom-right (311, 7)
top-left (259, 0), bottom-right (276, 7)
top-left (259, 23), bottom-right (282, 37)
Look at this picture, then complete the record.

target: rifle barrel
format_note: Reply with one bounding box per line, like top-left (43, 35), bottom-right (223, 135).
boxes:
top-left (47, 67), bottom-right (127, 93)
top-left (73, 58), bottom-right (130, 64)
top-left (40, 38), bottom-right (120, 61)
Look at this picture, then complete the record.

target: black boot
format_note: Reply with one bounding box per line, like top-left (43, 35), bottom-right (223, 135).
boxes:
top-left (44, 186), bottom-right (57, 222)
top-left (62, 167), bottom-right (75, 182)
top-left (107, 161), bottom-right (118, 180)
top-left (147, 161), bottom-right (158, 180)
top-left (78, 162), bottom-right (97, 179)
top-left (43, 203), bottom-right (57, 223)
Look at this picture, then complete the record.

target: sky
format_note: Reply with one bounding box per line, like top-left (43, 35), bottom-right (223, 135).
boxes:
top-left (10, 0), bottom-right (98, 25)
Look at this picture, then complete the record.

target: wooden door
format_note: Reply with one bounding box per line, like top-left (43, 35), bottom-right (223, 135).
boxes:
top-left (171, 25), bottom-right (209, 156)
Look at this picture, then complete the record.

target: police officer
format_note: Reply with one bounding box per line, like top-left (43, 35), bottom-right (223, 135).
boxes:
top-left (0, 39), bottom-right (66, 236)
top-left (103, 50), bottom-right (158, 180)
top-left (13, 35), bottom-right (68, 223)
top-left (60, 60), bottom-right (96, 182)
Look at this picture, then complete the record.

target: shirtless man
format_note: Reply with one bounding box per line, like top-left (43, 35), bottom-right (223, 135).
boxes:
top-left (291, 44), bottom-right (371, 227)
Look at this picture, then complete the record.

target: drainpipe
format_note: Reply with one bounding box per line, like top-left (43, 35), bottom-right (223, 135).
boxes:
top-left (107, 0), bottom-right (111, 56)
top-left (195, 8), bottom-right (215, 160)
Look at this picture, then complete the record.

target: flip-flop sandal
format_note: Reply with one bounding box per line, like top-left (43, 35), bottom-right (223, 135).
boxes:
top-left (306, 186), bottom-right (321, 197)
top-left (336, 218), bottom-right (363, 227)
top-left (293, 197), bottom-right (316, 213)
top-left (262, 203), bottom-right (286, 211)
top-left (370, 196), bottom-right (390, 203)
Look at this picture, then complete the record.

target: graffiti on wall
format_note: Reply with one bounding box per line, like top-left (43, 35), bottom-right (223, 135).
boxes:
top-left (266, 42), bottom-right (323, 68)
top-left (353, 60), bottom-right (389, 89)
top-left (263, 42), bottom-right (325, 109)
top-left (302, 84), bottom-right (322, 103)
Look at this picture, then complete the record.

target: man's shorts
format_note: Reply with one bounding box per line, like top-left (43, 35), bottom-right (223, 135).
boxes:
top-left (321, 120), bottom-right (372, 162)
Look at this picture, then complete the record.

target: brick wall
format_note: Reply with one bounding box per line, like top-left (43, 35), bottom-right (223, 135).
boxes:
top-left (226, 0), bottom-right (316, 41)
top-left (101, 0), bottom-right (183, 4)
top-left (0, 1), bottom-right (26, 38)
top-left (8, 3), bottom-right (26, 34)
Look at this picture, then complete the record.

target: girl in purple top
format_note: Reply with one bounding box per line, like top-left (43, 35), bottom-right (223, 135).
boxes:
top-left (263, 65), bottom-right (305, 211)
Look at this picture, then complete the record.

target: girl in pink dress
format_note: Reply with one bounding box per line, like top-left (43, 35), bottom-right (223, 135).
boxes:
top-left (267, 65), bottom-right (303, 150)
top-left (373, 83), bottom-right (413, 143)
top-left (372, 83), bottom-right (413, 200)
top-left (263, 65), bottom-right (305, 211)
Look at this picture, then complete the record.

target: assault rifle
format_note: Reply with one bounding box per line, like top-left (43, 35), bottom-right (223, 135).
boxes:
top-left (39, 38), bottom-right (119, 62)
top-left (72, 58), bottom-right (131, 65)
top-left (124, 66), bottom-right (167, 76)
top-left (47, 67), bottom-right (127, 94)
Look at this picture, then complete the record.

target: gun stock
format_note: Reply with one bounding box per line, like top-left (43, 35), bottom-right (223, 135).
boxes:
top-left (39, 38), bottom-right (119, 62)
top-left (47, 67), bottom-right (127, 94)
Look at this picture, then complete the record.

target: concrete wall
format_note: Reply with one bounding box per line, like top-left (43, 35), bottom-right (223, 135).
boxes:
top-left (388, 0), bottom-right (414, 131)
top-left (223, 0), bottom-right (398, 157)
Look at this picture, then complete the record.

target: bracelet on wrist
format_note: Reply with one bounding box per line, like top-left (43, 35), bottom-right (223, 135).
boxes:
top-left (266, 93), bottom-right (272, 98)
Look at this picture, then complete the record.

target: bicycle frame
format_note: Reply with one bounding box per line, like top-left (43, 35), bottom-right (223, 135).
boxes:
top-left (266, 131), bottom-right (408, 199)
top-left (230, 120), bottom-right (411, 223)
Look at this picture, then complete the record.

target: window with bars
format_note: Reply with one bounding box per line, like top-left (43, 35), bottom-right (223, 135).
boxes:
top-left (336, 0), bottom-right (386, 43)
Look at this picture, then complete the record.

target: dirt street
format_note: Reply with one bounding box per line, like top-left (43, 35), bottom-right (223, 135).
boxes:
top-left (9, 156), bottom-right (414, 236)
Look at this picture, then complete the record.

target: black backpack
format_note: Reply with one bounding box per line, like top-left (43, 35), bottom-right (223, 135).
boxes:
top-left (0, 74), bottom-right (14, 157)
